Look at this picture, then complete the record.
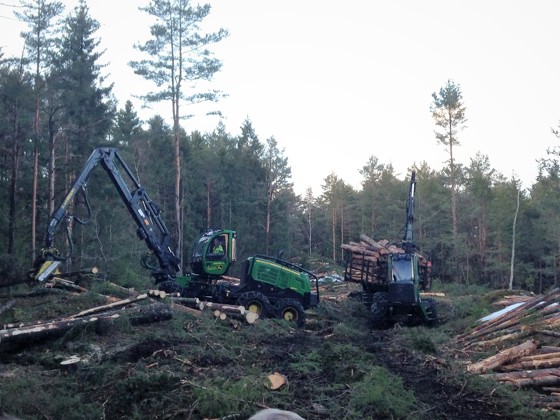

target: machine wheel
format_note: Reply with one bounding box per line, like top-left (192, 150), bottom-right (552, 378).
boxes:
top-left (371, 292), bottom-right (390, 328)
top-left (275, 298), bottom-right (306, 327)
top-left (423, 297), bottom-right (438, 326)
top-left (361, 290), bottom-right (373, 309)
top-left (236, 291), bottom-right (271, 317)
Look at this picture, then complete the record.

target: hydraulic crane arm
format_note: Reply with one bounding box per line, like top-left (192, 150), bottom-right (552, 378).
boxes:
top-left (402, 170), bottom-right (416, 254)
top-left (36, 147), bottom-right (180, 282)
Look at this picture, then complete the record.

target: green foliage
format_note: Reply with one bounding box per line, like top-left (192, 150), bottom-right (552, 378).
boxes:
top-left (402, 327), bottom-right (439, 354)
top-left (107, 371), bottom-right (181, 417)
top-left (0, 368), bottom-right (102, 419)
top-left (190, 375), bottom-right (272, 419)
top-left (347, 366), bottom-right (416, 419)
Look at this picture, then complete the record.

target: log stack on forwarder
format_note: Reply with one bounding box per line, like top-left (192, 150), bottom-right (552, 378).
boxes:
top-left (456, 287), bottom-right (560, 410)
top-left (341, 234), bottom-right (431, 287)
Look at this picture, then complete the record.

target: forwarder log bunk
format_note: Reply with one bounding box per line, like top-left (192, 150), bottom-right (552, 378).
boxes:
top-left (340, 233), bottom-right (431, 283)
top-left (456, 287), bottom-right (560, 411)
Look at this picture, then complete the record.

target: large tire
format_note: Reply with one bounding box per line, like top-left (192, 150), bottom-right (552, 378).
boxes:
top-left (423, 297), bottom-right (438, 326)
top-left (236, 291), bottom-right (271, 317)
top-left (361, 290), bottom-right (373, 309)
top-left (371, 292), bottom-right (389, 328)
top-left (275, 298), bottom-right (306, 327)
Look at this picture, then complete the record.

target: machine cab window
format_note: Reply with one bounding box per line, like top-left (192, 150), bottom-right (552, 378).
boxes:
top-left (391, 257), bottom-right (414, 283)
top-left (209, 236), bottom-right (225, 256)
top-left (206, 234), bottom-right (227, 260)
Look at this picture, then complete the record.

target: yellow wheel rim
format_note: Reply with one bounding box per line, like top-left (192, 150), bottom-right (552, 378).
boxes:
top-left (283, 310), bottom-right (296, 322)
top-left (248, 303), bottom-right (261, 314)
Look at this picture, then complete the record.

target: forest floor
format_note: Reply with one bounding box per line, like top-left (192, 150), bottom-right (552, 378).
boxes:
top-left (0, 277), bottom-right (559, 420)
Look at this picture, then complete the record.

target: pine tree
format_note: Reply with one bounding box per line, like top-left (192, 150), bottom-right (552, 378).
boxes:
top-left (16, 0), bottom-right (64, 261)
top-left (49, 0), bottom-right (114, 162)
top-left (263, 136), bottom-right (292, 254)
top-left (431, 79), bottom-right (467, 279)
top-left (130, 0), bottom-right (229, 266)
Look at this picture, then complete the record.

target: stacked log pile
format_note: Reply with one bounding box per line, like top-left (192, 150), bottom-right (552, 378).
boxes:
top-left (340, 234), bottom-right (430, 284)
top-left (341, 234), bottom-right (389, 283)
top-left (457, 287), bottom-right (560, 410)
top-left (147, 289), bottom-right (260, 324)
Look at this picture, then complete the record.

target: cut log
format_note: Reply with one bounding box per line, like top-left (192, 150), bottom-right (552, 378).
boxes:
top-left (340, 244), bottom-right (379, 258)
top-left (128, 303), bottom-right (172, 325)
top-left (169, 297), bottom-right (200, 308)
top-left (148, 289), bottom-right (174, 299)
top-left (457, 287), bottom-right (560, 343)
top-left (0, 314), bottom-right (118, 352)
top-left (212, 310), bottom-right (227, 320)
top-left (58, 267), bottom-right (99, 278)
top-left (169, 303), bottom-right (202, 316)
top-left (265, 372), bottom-right (287, 390)
top-left (226, 310), bottom-right (259, 324)
top-left (493, 295), bottom-right (534, 307)
top-left (467, 339), bottom-right (538, 374)
top-left (536, 329), bottom-right (560, 339)
top-left (498, 356), bottom-right (560, 372)
top-left (483, 367), bottom-right (560, 387)
top-left (47, 277), bottom-right (88, 293)
top-left (464, 328), bottom-right (534, 350)
top-left (245, 311), bottom-right (259, 324)
top-left (359, 234), bottom-right (385, 250)
top-left (0, 302), bottom-right (171, 352)
top-left (201, 302), bottom-right (246, 315)
top-left (69, 294), bottom-right (148, 318)
top-left (106, 282), bottom-right (135, 294)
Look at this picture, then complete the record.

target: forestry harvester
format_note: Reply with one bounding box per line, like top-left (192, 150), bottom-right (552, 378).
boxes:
top-left (343, 171), bottom-right (437, 327)
top-left (31, 147), bottom-right (319, 326)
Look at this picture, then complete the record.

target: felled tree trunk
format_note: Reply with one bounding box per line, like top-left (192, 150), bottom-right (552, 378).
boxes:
top-left (0, 302), bottom-right (171, 352)
top-left (483, 367), bottom-right (560, 387)
top-left (499, 355), bottom-right (560, 372)
top-left (467, 339), bottom-right (538, 374)
top-left (70, 294), bottom-right (148, 318)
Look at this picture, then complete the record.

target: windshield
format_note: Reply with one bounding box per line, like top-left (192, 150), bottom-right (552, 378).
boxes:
top-left (192, 234), bottom-right (212, 259)
top-left (392, 258), bottom-right (414, 282)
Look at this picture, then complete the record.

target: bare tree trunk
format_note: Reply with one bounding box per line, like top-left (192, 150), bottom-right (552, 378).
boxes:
top-left (449, 115), bottom-right (458, 241)
top-left (265, 188), bottom-right (271, 255)
top-left (48, 126), bottom-right (58, 218)
top-left (509, 188), bottom-right (520, 290)
top-left (331, 206), bottom-right (336, 261)
top-left (174, 127), bottom-right (182, 269)
top-left (32, 144), bottom-right (38, 259)
top-left (340, 203), bottom-right (344, 259)
top-left (206, 181), bottom-right (211, 230)
top-left (307, 196), bottom-right (312, 255)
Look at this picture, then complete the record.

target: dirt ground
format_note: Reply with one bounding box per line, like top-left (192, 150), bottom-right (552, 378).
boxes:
top-left (368, 330), bottom-right (521, 420)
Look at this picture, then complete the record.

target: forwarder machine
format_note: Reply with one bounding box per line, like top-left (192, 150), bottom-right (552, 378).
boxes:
top-left (32, 147), bottom-right (319, 325)
top-left (344, 171), bottom-right (437, 327)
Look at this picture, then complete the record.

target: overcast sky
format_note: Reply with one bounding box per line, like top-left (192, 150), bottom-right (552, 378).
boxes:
top-left (2, 0), bottom-right (560, 196)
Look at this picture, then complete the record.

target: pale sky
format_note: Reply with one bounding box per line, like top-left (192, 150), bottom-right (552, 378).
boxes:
top-left (2, 0), bottom-right (560, 196)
